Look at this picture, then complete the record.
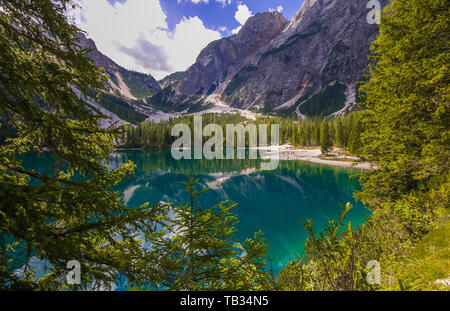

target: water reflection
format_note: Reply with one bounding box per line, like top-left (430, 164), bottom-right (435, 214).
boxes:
top-left (110, 150), bottom-right (370, 272)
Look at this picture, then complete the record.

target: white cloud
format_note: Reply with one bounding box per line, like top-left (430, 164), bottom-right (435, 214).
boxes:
top-left (234, 4), bottom-right (253, 25)
top-left (74, 0), bottom-right (221, 79)
top-left (162, 16), bottom-right (221, 76)
top-left (231, 26), bottom-right (242, 35)
top-left (231, 4), bottom-right (252, 35)
top-left (269, 6), bottom-right (284, 13)
top-left (216, 0), bottom-right (232, 6)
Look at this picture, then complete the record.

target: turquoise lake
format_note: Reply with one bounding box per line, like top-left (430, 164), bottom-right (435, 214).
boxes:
top-left (22, 150), bottom-right (370, 274)
top-left (105, 150), bottom-right (371, 273)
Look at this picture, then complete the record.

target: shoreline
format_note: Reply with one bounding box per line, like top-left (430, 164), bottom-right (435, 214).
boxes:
top-left (114, 146), bottom-right (373, 170)
top-left (274, 147), bottom-right (373, 170)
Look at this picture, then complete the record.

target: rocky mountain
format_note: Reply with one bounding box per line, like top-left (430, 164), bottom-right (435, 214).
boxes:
top-left (165, 0), bottom-right (390, 117)
top-left (75, 34), bottom-right (164, 126)
top-left (77, 33), bottom-right (161, 100)
top-left (158, 71), bottom-right (184, 89)
top-left (175, 12), bottom-right (288, 98)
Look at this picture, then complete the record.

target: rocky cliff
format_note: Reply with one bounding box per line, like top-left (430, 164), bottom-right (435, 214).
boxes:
top-left (75, 34), bottom-right (164, 126)
top-left (169, 0), bottom-right (390, 117)
top-left (77, 33), bottom-right (161, 100)
top-left (174, 12), bottom-right (287, 100)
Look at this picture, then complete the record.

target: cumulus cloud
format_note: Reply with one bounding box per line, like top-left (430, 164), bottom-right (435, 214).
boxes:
top-left (269, 6), bottom-right (284, 13)
top-left (234, 4), bottom-right (253, 25)
top-left (73, 0), bottom-right (221, 79)
top-left (231, 4), bottom-right (253, 34)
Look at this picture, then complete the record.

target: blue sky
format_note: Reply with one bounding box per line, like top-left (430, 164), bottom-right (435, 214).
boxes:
top-left (158, 0), bottom-right (302, 33)
top-left (76, 0), bottom-right (305, 79)
top-left (107, 0), bottom-right (302, 33)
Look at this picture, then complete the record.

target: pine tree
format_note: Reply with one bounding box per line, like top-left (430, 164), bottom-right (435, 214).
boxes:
top-left (348, 116), bottom-right (363, 155)
top-left (320, 119), bottom-right (333, 155)
top-left (0, 0), bottom-right (166, 290)
top-left (358, 0), bottom-right (449, 210)
top-left (279, 0), bottom-right (449, 292)
top-left (335, 118), bottom-right (345, 148)
top-left (151, 177), bottom-right (270, 291)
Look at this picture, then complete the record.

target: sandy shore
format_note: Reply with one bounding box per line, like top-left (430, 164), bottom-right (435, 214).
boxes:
top-left (261, 145), bottom-right (373, 170)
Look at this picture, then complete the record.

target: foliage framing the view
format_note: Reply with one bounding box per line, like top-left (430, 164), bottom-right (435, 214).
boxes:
top-left (277, 0), bottom-right (449, 291)
top-left (0, 0), bottom-right (168, 290)
top-left (0, 1), bottom-right (271, 291)
top-left (145, 176), bottom-right (270, 291)
top-left (0, 0), bottom-right (448, 292)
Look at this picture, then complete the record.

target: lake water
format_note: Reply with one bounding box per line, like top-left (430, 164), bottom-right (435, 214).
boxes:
top-left (107, 150), bottom-right (370, 273)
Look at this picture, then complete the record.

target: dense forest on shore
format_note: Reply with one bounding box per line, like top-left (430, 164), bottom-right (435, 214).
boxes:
top-left (0, 0), bottom-right (448, 291)
top-left (122, 112), bottom-right (365, 155)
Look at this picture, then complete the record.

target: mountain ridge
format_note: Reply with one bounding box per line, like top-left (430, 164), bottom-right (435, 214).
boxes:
top-left (77, 33), bottom-right (161, 100)
top-left (76, 0), bottom-right (390, 120)
top-left (76, 34), bottom-right (165, 126)
top-left (163, 0), bottom-right (390, 117)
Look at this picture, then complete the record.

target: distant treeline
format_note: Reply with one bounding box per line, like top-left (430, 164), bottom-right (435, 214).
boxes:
top-left (121, 112), bottom-right (365, 154)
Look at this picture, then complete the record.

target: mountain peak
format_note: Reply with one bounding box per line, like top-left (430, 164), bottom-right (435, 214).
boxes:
top-left (238, 11), bottom-right (288, 36)
top-left (173, 10), bottom-right (288, 99)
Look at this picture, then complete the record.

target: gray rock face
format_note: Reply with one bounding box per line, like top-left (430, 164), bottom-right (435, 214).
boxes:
top-left (77, 33), bottom-right (161, 99)
top-left (172, 0), bottom-right (390, 116)
top-left (174, 12), bottom-right (288, 99)
top-left (75, 34), bottom-right (166, 126)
